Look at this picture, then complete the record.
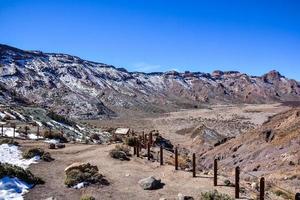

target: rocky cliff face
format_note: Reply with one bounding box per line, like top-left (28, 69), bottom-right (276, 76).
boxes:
top-left (1, 44), bottom-right (300, 119)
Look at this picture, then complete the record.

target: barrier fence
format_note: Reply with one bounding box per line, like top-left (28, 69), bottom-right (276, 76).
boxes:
top-left (1, 125), bottom-right (299, 200)
top-left (131, 136), bottom-right (300, 200)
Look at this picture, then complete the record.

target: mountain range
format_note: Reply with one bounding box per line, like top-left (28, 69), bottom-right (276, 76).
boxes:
top-left (1, 44), bottom-right (300, 119)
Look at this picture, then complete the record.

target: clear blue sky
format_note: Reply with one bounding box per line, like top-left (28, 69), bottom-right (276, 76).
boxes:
top-left (0, 0), bottom-right (299, 80)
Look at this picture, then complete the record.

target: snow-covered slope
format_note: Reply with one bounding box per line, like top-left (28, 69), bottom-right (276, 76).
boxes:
top-left (1, 44), bottom-right (300, 119)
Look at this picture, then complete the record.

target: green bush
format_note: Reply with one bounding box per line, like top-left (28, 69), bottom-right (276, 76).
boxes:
top-left (64, 164), bottom-right (106, 187)
top-left (47, 110), bottom-right (75, 127)
top-left (22, 148), bottom-right (53, 162)
top-left (124, 136), bottom-right (137, 147)
top-left (80, 196), bottom-right (95, 200)
top-left (0, 163), bottom-right (44, 185)
top-left (109, 145), bottom-right (131, 161)
top-left (200, 190), bottom-right (234, 200)
top-left (43, 130), bottom-right (68, 143)
top-left (0, 138), bottom-right (19, 146)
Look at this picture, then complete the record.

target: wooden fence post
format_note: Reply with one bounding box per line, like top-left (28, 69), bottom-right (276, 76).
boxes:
top-left (260, 177), bottom-right (265, 200)
top-left (13, 125), bottom-right (15, 139)
top-left (37, 125), bottom-right (39, 137)
top-left (235, 166), bottom-right (240, 198)
top-left (175, 147), bottom-right (178, 170)
top-left (147, 142), bottom-right (151, 160)
top-left (160, 146), bottom-right (163, 165)
top-left (192, 153), bottom-right (196, 177)
top-left (136, 141), bottom-right (140, 157)
top-left (133, 146), bottom-right (137, 155)
top-left (149, 132), bottom-right (153, 146)
top-left (295, 193), bottom-right (300, 200)
top-left (1, 125), bottom-right (3, 137)
top-left (214, 159), bottom-right (218, 186)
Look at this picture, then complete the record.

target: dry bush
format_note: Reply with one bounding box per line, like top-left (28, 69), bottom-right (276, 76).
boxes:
top-left (42, 130), bottom-right (67, 143)
top-left (166, 154), bottom-right (190, 169)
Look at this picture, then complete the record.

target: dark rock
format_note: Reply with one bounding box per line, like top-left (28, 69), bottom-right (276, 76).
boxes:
top-left (138, 176), bottom-right (163, 190)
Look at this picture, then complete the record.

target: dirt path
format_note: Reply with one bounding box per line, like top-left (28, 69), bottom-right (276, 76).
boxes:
top-left (22, 140), bottom-right (249, 200)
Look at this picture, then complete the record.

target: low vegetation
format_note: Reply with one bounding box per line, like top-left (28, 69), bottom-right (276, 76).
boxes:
top-left (80, 195), bottom-right (95, 200)
top-left (200, 190), bottom-right (234, 200)
top-left (47, 110), bottom-right (75, 127)
top-left (109, 145), bottom-right (131, 161)
top-left (22, 148), bottom-right (53, 162)
top-left (64, 163), bottom-right (108, 187)
top-left (124, 136), bottom-right (137, 147)
top-left (0, 163), bottom-right (44, 185)
top-left (0, 138), bottom-right (19, 146)
top-left (166, 155), bottom-right (190, 169)
top-left (43, 130), bottom-right (68, 143)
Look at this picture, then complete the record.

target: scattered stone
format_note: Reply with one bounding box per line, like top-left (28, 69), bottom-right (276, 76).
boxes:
top-left (43, 197), bottom-right (57, 200)
top-left (56, 143), bottom-right (65, 149)
top-left (178, 193), bottom-right (194, 200)
top-left (138, 176), bottom-right (163, 190)
top-left (48, 143), bottom-right (55, 149)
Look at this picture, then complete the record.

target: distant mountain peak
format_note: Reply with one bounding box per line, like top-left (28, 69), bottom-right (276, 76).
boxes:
top-left (1, 44), bottom-right (299, 119)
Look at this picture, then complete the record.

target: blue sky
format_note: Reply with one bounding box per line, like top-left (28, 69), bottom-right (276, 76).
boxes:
top-left (0, 0), bottom-right (300, 80)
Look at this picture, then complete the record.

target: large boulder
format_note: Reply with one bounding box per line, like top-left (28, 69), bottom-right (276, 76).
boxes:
top-left (138, 176), bottom-right (162, 190)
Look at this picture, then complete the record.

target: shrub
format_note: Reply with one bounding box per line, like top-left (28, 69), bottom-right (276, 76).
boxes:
top-left (223, 179), bottom-right (234, 187)
top-left (109, 145), bottom-right (131, 161)
top-left (0, 138), bottom-right (19, 146)
top-left (64, 163), bottom-right (107, 187)
top-left (0, 163), bottom-right (44, 185)
top-left (274, 189), bottom-right (292, 199)
top-left (200, 190), bottom-right (234, 200)
top-left (166, 155), bottom-right (190, 169)
top-left (43, 130), bottom-right (68, 143)
top-left (22, 148), bottom-right (53, 162)
top-left (47, 110), bottom-right (75, 127)
top-left (124, 136), bottom-right (137, 147)
top-left (90, 133), bottom-right (100, 141)
top-left (80, 196), bottom-right (95, 200)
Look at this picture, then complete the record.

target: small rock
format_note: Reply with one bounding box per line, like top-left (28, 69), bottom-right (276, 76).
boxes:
top-left (178, 193), bottom-right (194, 200)
top-left (125, 173), bottom-right (130, 177)
top-left (138, 176), bottom-right (162, 190)
top-left (43, 197), bottom-right (57, 200)
top-left (56, 143), bottom-right (65, 149)
top-left (48, 143), bottom-right (55, 149)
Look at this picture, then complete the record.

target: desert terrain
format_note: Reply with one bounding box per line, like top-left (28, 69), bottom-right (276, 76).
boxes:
top-left (9, 103), bottom-right (296, 200)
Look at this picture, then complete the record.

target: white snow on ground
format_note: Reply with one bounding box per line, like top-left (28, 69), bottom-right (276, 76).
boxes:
top-left (44, 139), bottom-right (60, 144)
top-left (0, 144), bottom-right (39, 200)
top-left (0, 112), bottom-right (6, 119)
top-left (72, 182), bottom-right (88, 189)
top-left (3, 112), bottom-right (16, 120)
top-left (0, 144), bottom-right (39, 169)
top-left (0, 176), bottom-right (33, 200)
top-left (2, 128), bottom-right (20, 138)
top-left (27, 133), bottom-right (43, 140)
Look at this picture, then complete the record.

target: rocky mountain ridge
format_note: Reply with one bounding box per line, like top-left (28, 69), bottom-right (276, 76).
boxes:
top-left (1, 44), bottom-right (300, 119)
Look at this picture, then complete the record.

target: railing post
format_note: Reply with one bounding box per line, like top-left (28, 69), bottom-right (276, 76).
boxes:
top-left (160, 146), bottom-right (163, 165)
top-left (13, 125), bottom-right (15, 139)
top-left (175, 147), bottom-right (178, 170)
top-left (133, 146), bottom-right (137, 155)
top-left (192, 153), bottom-right (196, 177)
top-left (235, 166), bottom-right (240, 198)
top-left (149, 132), bottom-right (153, 146)
top-left (295, 193), bottom-right (300, 200)
top-left (260, 177), bottom-right (265, 200)
top-left (147, 142), bottom-right (151, 160)
top-left (1, 125), bottom-right (3, 137)
top-left (37, 125), bottom-right (39, 138)
top-left (214, 159), bottom-right (218, 186)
